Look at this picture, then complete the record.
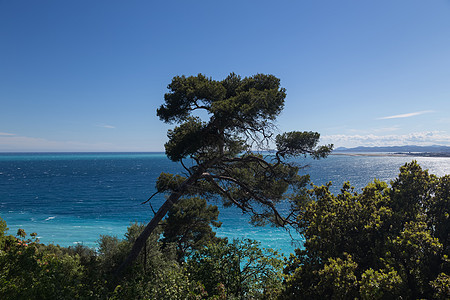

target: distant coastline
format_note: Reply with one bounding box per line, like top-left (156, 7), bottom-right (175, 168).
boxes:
top-left (332, 145), bottom-right (450, 158)
top-left (332, 152), bottom-right (407, 157)
top-left (332, 152), bottom-right (450, 158)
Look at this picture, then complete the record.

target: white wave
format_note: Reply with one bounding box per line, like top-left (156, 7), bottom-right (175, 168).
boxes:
top-left (45, 216), bottom-right (56, 221)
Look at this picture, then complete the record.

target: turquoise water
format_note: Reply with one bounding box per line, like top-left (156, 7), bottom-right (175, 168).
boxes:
top-left (1, 152), bottom-right (449, 256)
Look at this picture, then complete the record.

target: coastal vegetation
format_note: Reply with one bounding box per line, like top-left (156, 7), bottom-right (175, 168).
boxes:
top-left (1, 74), bottom-right (448, 298)
top-left (0, 162), bottom-right (449, 299)
top-left (281, 161), bottom-right (450, 299)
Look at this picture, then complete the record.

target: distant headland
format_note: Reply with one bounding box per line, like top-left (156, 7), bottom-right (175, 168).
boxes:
top-left (333, 145), bottom-right (450, 157)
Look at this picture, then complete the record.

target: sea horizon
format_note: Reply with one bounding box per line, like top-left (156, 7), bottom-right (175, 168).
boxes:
top-left (1, 152), bottom-right (449, 255)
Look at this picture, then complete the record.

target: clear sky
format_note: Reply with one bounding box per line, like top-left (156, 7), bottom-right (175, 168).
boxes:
top-left (1, 0), bottom-right (449, 152)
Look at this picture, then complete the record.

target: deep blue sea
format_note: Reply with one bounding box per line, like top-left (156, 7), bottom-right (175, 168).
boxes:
top-left (1, 152), bottom-right (449, 256)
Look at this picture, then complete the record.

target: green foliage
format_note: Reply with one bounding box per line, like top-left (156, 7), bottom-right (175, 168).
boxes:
top-left (0, 219), bottom-right (190, 299)
top-left (165, 116), bottom-right (213, 162)
top-left (162, 197), bottom-right (224, 262)
top-left (430, 273), bottom-right (450, 299)
top-left (0, 217), bottom-right (7, 249)
top-left (98, 223), bottom-right (195, 298)
top-left (0, 228), bottom-right (89, 299)
top-left (158, 73), bottom-right (286, 139)
top-left (430, 174), bottom-right (450, 254)
top-left (316, 254), bottom-right (359, 299)
top-left (158, 72), bottom-right (287, 162)
top-left (186, 238), bottom-right (284, 299)
top-left (282, 161), bottom-right (450, 299)
top-left (3, 159), bottom-right (449, 299)
top-left (359, 267), bottom-right (403, 299)
top-left (276, 131), bottom-right (330, 159)
top-left (0, 214), bottom-right (284, 299)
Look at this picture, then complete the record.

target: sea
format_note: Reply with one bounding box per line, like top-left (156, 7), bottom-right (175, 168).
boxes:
top-left (1, 152), bottom-right (449, 256)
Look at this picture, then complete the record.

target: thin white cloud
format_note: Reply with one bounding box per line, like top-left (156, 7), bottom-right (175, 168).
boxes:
top-left (377, 110), bottom-right (433, 120)
top-left (322, 131), bottom-right (450, 148)
top-left (0, 132), bottom-right (15, 136)
top-left (97, 124), bottom-right (116, 129)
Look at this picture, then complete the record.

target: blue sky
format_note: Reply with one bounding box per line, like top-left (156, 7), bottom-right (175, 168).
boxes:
top-left (1, 0), bottom-right (449, 151)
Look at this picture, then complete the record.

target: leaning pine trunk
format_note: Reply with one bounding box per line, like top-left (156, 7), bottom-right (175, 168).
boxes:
top-left (115, 160), bottom-right (215, 278)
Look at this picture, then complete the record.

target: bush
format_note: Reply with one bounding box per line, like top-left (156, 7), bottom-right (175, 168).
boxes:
top-left (281, 162), bottom-right (450, 299)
